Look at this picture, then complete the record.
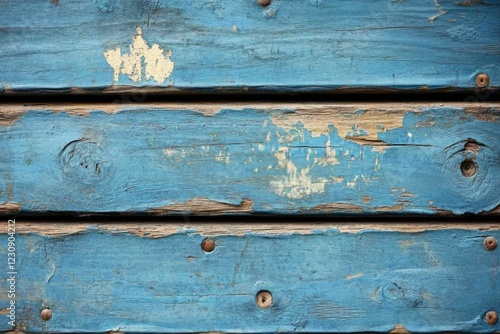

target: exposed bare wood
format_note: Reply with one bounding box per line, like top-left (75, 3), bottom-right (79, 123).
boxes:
top-left (10, 222), bottom-right (500, 239)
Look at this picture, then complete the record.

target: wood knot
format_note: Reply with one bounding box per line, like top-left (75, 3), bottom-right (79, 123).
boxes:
top-left (440, 138), bottom-right (499, 212)
top-left (256, 290), bottom-right (273, 309)
top-left (59, 139), bottom-right (110, 185)
top-left (460, 160), bottom-right (476, 177)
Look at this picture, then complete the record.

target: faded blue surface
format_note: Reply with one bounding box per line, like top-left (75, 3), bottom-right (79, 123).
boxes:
top-left (0, 0), bottom-right (498, 91)
top-left (0, 228), bottom-right (498, 332)
top-left (0, 105), bottom-right (499, 214)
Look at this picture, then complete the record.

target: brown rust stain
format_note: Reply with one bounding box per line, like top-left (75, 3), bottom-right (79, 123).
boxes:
top-left (0, 202), bottom-right (21, 214)
top-left (149, 198), bottom-right (253, 215)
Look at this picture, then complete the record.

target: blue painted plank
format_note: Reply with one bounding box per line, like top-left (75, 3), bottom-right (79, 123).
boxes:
top-left (0, 103), bottom-right (499, 215)
top-left (0, 0), bottom-right (498, 92)
top-left (0, 225), bottom-right (498, 333)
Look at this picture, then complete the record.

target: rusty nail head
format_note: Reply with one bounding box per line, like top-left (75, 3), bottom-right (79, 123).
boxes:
top-left (201, 238), bottom-right (215, 253)
top-left (258, 0), bottom-right (271, 6)
top-left (476, 73), bottom-right (490, 88)
top-left (486, 311), bottom-right (498, 325)
top-left (484, 237), bottom-right (497, 251)
top-left (256, 290), bottom-right (273, 309)
top-left (40, 308), bottom-right (52, 321)
top-left (460, 160), bottom-right (476, 177)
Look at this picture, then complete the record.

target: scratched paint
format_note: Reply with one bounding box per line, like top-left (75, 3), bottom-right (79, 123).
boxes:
top-left (0, 228), bottom-right (498, 332)
top-left (0, 104), bottom-right (498, 214)
top-left (0, 0), bottom-right (498, 91)
top-left (104, 27), bottom-right (174, 83)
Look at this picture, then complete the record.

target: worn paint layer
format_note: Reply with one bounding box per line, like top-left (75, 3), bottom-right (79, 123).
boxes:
top-left (0, 0), bottom-right (499, 91)
top-left (11, 222), bottom-right (500, 238)
top-left (0, 103), bottom-right (499, 215)
top-left (0, 228), bottom-right (498, 333)
top-left (104, 27), bottom-right (174, 83)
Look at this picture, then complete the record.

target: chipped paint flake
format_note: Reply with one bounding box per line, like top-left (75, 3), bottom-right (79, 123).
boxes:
top-left (345, 273), bottom-right (364, 280)
top-left (271, 106), bottom-right (406, 145)
top-left (270, 147), bottom-right (328, 199)
top-left (313, 138), bottom-right (339, 166)
top-left (104, 27), bottom-right (174, 83)
top-left (214, 151), bottom-right (230, 164)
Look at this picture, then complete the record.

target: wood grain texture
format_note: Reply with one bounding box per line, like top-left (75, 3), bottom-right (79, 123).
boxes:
top-left (0, 102), bottom-right (499, 215)
top-left (0, 0), bottom-right (498, 93)
top-left (0, 224), bottom-right (498, 333)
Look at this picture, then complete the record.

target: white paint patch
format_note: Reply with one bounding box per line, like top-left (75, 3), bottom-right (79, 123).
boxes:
top-left (214, 151), bottom-right (230, 164)
top-left (270, 147), bottom-right (328, 199)
top-left (104, 27), bottom-right (174, 83)
top-left (313, 138), bottom-right (339, 166)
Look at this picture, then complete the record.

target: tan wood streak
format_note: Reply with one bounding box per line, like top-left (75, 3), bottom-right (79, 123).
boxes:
top-left (149, 198), bottom-right (253, 215)
top-left (0, 202), bottom-right (21, 213)
top-left (310, 203), bottom-right (406, 213)
top-left (0, 102), bottom-right (498, 121)
top-left (390, 324), bottom-right (411, 333)
top-left (12, 222), bottom-right (500, 238)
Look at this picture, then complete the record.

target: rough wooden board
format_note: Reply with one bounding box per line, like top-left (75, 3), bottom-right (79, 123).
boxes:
top-left (11, 221), bottom-right (500, 238)
top-left (0, 225), bottom-right (498, 333)
top-left (0, 0), bottom-right (498, 92)
top-left (0, 102), bottom-right (499, 215)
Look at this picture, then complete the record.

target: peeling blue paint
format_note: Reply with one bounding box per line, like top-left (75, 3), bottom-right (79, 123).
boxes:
top-left (0, 0), bottom-right (498, 91)
top-left (0, 105), bottom-right (498, 214)
top-left (0, 228), bottom-right (498, 332)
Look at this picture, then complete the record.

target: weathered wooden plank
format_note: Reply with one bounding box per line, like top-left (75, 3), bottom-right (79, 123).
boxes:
top-left (0, 103), bottom-right (499, 215)
top-left (0, 222), bottom-right (498, 333)
top-left (0, 0), bottom-right (498, 93)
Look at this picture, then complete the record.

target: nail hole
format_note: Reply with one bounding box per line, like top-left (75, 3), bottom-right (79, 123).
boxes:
top-left (484, 237), bottom-right (497, 251)
top-left (40, 308), bottom-right (52, 321)
top-left (476, 73), bottom-right (490, 88)
top-left (460, 160), bottom-right (476, 177)
top-left (486, 311), bottom-right (498, 325)
top-left (256, 290), bottom-right (273, 309)
top-left (201, 238), bottom-right (215, 253)
top-left (257, 0), bottom-right (271, 6)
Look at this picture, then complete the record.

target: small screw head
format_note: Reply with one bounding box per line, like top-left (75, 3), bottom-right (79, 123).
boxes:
top-left (486, 311), bottom-right (498, 325)
top-left (40, 308), bottom-right (52, 321)
top-left (257, 0), bottom-right (271, 6)
top-left (201, 238), bottom-right (215, 253)
top-left (484, 237), bottom-right (497, 251)
top-left (476, 73), bottom-right (490, 88)
top-left (460, 160), bottom-right (476, 177)
top-left (256, 290), bottom-right (273, 309)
